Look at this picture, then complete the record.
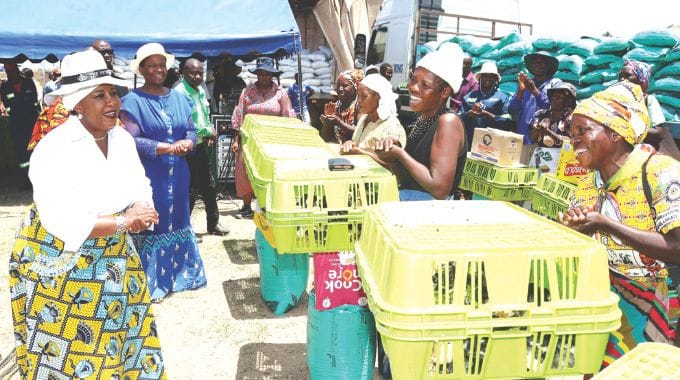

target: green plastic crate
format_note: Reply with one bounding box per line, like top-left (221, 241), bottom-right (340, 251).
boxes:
top-left (240, 115), bottom-right (334, 207)
top-left (265, 155), bottom-right (399, 253)
top-left (460, 174), bottom-right (533, 201)
top-left (354, 200), bottom-right (620, 379)
top-left (535, 173), bottom-right (577, 204)
top-left (593, 343), bottom-right (680, 379)
top-left (464, 154), bottom-right (538, 186)
top-left (531, 189), bottom-right (570, 221)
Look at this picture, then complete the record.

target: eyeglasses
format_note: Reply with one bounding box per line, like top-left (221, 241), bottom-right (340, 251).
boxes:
top-left (98, 49), bottom-right (114, 56)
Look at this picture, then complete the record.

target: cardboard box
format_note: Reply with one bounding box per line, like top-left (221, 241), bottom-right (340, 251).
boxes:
top-left (470, 128), bottom-right (523, 167)
top-left (555, 138), bottom-right (589, 184)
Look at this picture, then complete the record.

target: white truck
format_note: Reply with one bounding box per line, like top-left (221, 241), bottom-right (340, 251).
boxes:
top-left (358, 0), bottom-right (532, 92)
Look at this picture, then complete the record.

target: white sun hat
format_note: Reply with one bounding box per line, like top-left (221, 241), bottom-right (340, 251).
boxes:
top-left (475, 61), bottom-right (501, 82)
top-left (415, 42), bottom-right (464, 93)
top-left (130, 42), bottom-right (175, 76)
top-left (44, 50), bottom-right (129, 110)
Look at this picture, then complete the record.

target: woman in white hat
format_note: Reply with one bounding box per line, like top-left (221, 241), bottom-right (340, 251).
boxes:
top-left (460, 61), bottom-right (512, 147)
top-left (375, 43), bottom-right (468, 201)
top-left (120, 42), bottom-right (207, 302)
top-left (340, 73), bottom-right (406, 165)
top-left (9, 50), bottom-right (166, 378)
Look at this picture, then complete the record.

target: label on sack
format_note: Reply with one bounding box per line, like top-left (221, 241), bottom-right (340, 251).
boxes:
top-left (313, 251), bottom-right (368, 311)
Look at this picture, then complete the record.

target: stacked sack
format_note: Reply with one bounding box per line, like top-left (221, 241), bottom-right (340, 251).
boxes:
top-left (436, 28), bottom-right (680, 122)
top-left (237, 46), bottom-right (335, 93)
top-left (112, 56), bottom-right (141, 88)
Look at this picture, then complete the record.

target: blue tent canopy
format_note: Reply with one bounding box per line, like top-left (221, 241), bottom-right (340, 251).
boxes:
top-left (0, 0), bottom-right (301, 62)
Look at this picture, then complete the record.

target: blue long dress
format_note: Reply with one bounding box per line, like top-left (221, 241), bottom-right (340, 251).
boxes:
top-left (121, 89), bottom-right (207, 300)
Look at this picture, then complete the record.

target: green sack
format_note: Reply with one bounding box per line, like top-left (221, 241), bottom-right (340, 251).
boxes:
top-left (446, 35), bottom-right (485, 54)
top-left (665, 45), bottom-right (680, 63)
top-left (499, 81), bottom-right (518, 96)
top-left (473, 40), bottom-right (497, 56)
top-left (649, 77), bottom-right (680, 93)
top-left (255, 229), bottom-right (309, 315)
top-left (532, 38), bottom-right (561, 51)
top-left (499, 65), bottom-right (522, 76)
top-left (557, 54), bottom-right (584, 74)
top-left (480, 48), bottom-right (501, 60)
top-left (593, 38), bottom-right (631, 55)
top-left (623, 47), bottom-right (669, 63)
top-left (654, 63), bottom-right (680, 79)
top-left (496, 55), bottom-right (524, 70)
top-left (577, 83), bottom-right (607, 99)
top-left (495, 31), bottom-right (522, 50)
top-left (580, 69), bottom-right (619, 85)
top-left (496, 41), bottom-right (531, 59)
top-left (583, 54), bottom-right (621, 71)
top-left (661, 106), bottom-right (679, 122)
top-left (632, 29), bottom-right (680, 48)
top-left (554, 71), bottom-right (580, 82)
top-left (656, 94), bottom-right (680, 109)
top-left (307, 290), bottom-right (376, 380)
top-left (560, 38), bottom-right (599, 57)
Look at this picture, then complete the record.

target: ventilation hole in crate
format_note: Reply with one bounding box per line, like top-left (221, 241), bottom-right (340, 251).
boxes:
top-left (294, 226), bottom-right (310, 248)
top-left (347, 222), bottom-right (362, 244)
top-left (432, 261), bottom-right (455, 305)
top-left (465, 261), bottom-right (488, 307)
top-left (464, 336), bottom-right (488, 375)
top-left (428, 341), bottom-right (454, 375)
top-left (526, 331), bottom-right (552, 373)
top-left (528, 259), bottom-right (550, 306)
top-left (312, 223), bottom-right (328, 248)
top-left (347, 183), bottom-right (362, 208)
top-left (364, 182), bottom-right (380, 205)
top-left (556, 256), bottom-right (579, 300)
top-left (551, 334), bottom-right (576, 369)
top-left (293, 185), bottom-right (309, 209)
top-left (311, 184), bottom-right (327, 209)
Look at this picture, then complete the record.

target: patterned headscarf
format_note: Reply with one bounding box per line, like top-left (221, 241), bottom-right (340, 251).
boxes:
top-left (622, 60), bottom-right (652, 93)
top-left (337, 69), bottom-right (364, 90)
top-left (573, 81), bottom-right (650, 146)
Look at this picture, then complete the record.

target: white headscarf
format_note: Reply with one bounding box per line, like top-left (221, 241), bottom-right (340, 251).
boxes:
top-left (360, 74), bottom-right (397, 120)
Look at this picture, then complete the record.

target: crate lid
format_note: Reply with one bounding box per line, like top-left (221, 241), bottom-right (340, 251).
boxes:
top-left (273, 155), bottom-right (393, 180)
top-left (367, 200), bottom-right (601, 251)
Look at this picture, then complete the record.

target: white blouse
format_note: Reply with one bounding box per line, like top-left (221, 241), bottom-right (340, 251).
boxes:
top-left (29, 117), bottom-right (153, 252)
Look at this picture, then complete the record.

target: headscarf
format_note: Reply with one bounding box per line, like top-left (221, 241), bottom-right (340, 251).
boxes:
top-left (337, 69), bottom-right (364, 90)
top-left (360, 74), bottom-right (397, 120)
top-left (622, 60), bottom-right (652, 93)
top-left (415, 42), bottom-right (464, 93)
top-left (572, 81), bottom-right (650, 146)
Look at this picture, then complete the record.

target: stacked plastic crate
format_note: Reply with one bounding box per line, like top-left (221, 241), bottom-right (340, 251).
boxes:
top-left (355, 201), bottom-right (621, 379)
top-left (592, 343), bottom-right (680, 379)
top-left (240, 114), bottom-right (400, 379)
top-left (530, 173), bottom-right (577, 220)
top-left (460, 153), bottom-right (539, 201)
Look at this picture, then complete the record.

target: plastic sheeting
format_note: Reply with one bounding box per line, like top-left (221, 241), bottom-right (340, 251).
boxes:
top-left (0, 0), bottom-right (301, 61)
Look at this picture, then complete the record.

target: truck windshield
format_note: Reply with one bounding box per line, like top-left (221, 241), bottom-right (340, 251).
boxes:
top-left (366, 26), bottom-right (387, 66)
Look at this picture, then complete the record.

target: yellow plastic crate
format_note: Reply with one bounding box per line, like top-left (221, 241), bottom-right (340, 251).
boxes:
top-left (460, 174), bottom-right (533, 201)
top-left (593, 343), bottom-right (680, 379)
top-left (531, 189), bottom-right (570, 221)
top-left (355, 201), bottom-right (612, 311)
top-left (265, 155), bottom-right (399, 253)
top-left (355, 200), bottom-right (620, 378)
top-left (463, 154), bottom-right (538, 186)
top-left (535, 173), bottom-right (576, 204)
top-left (240, 115), bottom-right (334, 207)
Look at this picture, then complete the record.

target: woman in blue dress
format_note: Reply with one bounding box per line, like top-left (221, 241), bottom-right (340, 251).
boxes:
top-left (121, 43), bottom-right (207, 301)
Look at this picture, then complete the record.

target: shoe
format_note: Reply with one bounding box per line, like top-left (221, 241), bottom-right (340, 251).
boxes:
top-left (196, 236), bottom-right (203, 243)
top-left (235, 206), bottom-right (254, 219)
top-left (207, 223), bottom-right (230, 236)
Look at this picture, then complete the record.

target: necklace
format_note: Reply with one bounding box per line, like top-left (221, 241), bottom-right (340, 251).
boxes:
top-left (409, 107), bottom-right (449, 139)
top-left (93, 133), bottom-right (107, 142)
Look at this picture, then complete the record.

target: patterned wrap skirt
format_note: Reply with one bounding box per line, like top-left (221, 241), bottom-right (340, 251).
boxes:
top-left (8, 206), bottom-right (166, 379)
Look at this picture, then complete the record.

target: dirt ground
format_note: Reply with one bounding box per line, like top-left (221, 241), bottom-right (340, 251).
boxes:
top-left (0, 181), bottom-right (337, 380)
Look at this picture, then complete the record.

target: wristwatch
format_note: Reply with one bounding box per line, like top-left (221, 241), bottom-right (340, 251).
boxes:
top-left (115, 215), bottom-right (127, 234)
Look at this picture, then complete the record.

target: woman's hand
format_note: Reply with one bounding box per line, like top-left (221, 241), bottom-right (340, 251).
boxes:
top-left (172, 139), bottom-right (194, 157)
top-left (375, 142), bottom-right (403, 162)
top-left (340, 140), bottom-right (357, 154)
top-left (558, 204), bottom-right (608, 235)
top-left (124, 202), bottom-right (159, 233)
